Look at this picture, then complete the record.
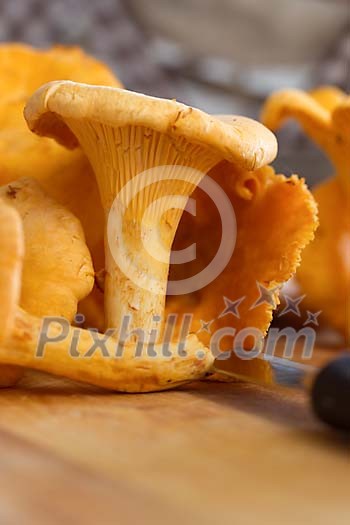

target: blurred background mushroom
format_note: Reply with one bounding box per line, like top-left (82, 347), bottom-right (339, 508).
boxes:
top-left (0, 0), bottom-right (348, 185)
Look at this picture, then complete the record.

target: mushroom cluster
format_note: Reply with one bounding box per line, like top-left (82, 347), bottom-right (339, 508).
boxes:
top-left (0, 43), bottom-right (318, 391)
top-left (0, 198), bottom-right (214, 391)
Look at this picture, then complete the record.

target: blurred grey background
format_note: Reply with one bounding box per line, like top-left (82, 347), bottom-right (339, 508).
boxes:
top-left (0, 0), bottom-right (349, 185)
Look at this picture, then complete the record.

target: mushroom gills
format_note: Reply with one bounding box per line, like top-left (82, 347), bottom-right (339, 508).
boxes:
top-left (66, 120), bottom-right (222, 336)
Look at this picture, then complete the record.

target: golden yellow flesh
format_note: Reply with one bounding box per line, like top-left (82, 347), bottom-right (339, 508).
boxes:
top-left (169, 163), bottom-right (318, 347)
top-left (0, 196), bottom-right (213, 391)
top-left (0, 178), bottom-right (94, 321)
top-left (0, 44), bottom-right (122, 329)
top-left (261, 87), bottom-right (350, 340)
top-left (0, 309), bottom-right (212, 392)
top-left (0, 202), bottom-right (24, 386)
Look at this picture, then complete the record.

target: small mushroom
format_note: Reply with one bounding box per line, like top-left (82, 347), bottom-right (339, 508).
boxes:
top-left (261, 87), bottom-right (349, 340)
top-left (25, 82), bottom-right (277, 343)
top-left (0, 201), bottom-right (213, 392)
top-left (0, 178), bottom-right (94, 321)
top-left (0, 178), bottom-right (95, 387)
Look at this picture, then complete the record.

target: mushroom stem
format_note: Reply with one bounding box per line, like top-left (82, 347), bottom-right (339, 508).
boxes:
top-left (104, 226), bottom-right (169, 339)
top-left (66, 121), bottom-right (220, 334)
top-left (0, 308), bottom-right (213, 392)
top-left (332, 100), bottom-right (350, 193)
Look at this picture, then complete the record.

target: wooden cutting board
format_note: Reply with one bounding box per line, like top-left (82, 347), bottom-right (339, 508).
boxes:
top-left (0, 354), bottom-right (348, 525)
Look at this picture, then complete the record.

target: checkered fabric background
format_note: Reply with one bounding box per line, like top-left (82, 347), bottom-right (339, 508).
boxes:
top-left (0, 0), bottom-right (175, 97)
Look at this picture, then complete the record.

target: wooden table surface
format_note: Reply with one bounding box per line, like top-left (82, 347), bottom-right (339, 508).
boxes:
top-left (0, 364), bottom-right (349, 525)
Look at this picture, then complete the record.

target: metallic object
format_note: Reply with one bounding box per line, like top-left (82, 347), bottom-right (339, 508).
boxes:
top-left (214, 353), bottom-right (350, 431)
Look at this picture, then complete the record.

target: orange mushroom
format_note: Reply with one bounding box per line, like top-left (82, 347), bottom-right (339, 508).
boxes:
top-left (262, 87), bottom-right (349, 341)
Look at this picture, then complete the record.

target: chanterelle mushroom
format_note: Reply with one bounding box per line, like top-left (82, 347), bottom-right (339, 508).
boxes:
top-left (0, 178), bottom-right (94, 387)
top-left (0, 200), bottom-right (213, 392)
top-left (25, 82), bottom-right (277, 347)
top-left (0, 178), bottom-right (94, 321)
top-left (261, 87), bottom-right (349, 340)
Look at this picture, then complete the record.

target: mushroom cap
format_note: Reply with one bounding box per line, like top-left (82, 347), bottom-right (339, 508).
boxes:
top-left (261, 86), bottom-right (349, 339)
top-left (0, 201), bottom-right (24, 344)
top-left (260, 86), bottom-right (350, 161)
top-left (261, 88), bottom-right (331, 132)
top-left (0, 44), bottom-right (122, 272)
top-left (0, 43), bottom-right (119, 102)
top-left (25, 81), bottom-right (278, 171)
top-left (309, 86), bottom-right (347, 112)
top-left (0, 178), bottom-right (94, 321)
